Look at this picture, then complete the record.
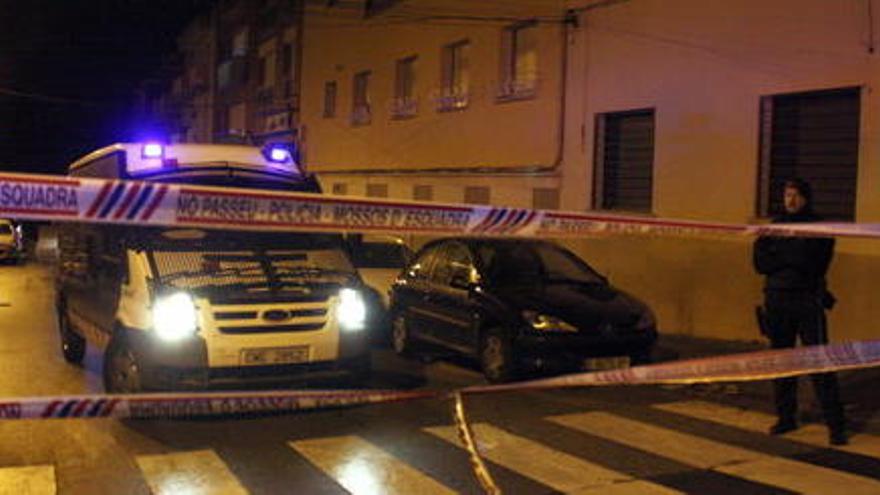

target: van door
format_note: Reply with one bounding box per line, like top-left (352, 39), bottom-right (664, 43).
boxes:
top-left (58, 225), bottom-right (123, 348)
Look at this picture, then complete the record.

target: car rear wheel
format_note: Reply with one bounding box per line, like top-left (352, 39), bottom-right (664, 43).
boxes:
top-left (391, 313), bottom-right (417, 357)
top-left (103, 336), bottom-right (143, 394)
top-left (57, 306), bottom-right (85, 365)
top-left (480, 327), bottom-right (517, 384)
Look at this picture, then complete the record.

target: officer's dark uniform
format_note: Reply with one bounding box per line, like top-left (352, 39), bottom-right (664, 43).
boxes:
top-left (753, 205), bottom-right (845, 442)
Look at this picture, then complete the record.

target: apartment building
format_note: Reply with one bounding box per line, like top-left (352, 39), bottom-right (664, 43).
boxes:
top-left (300, 0), bottom-right (880, 342)
top-left (300, 0), bottom-right (567, 206)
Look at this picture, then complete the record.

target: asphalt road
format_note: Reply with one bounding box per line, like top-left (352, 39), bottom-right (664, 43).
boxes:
top-left (2, 261), bottom-right (880, 494)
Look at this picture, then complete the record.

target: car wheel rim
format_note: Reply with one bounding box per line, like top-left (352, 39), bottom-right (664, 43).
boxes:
top-left (392, 317), bottom-right (407, 353)
top-left (483, 336), bottom-right (504, 377)
top-left (110, 350), bottom-right (139, 393)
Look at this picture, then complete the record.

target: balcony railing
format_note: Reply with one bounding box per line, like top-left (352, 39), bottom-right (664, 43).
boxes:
top-left (390, 97), bottom-right (418, 119)
top-left (350, 105), bottom-right (372, 126)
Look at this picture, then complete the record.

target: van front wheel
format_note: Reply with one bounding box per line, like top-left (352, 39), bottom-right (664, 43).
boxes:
top-left (103, 336), bottom-right (143, 394)
top-left (57, 306), bottom-right (85, 365)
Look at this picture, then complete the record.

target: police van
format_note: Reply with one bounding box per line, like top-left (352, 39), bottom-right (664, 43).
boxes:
top-left (56, 143), bottom-right (372, 392)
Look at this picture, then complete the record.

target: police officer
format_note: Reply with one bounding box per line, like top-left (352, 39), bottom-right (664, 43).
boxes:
top-left (753, 178), bottom-right (846, 445)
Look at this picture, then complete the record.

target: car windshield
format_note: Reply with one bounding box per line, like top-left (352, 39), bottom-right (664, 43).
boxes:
top-left (0, 224), bottom-right (11, 235)
top-left (349, 242), bottom-right (410, 269)
top-left (479, 242), bottom-right (605, 286)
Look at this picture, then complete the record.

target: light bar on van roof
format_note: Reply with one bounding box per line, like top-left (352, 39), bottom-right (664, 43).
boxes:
top-left (141, 143), bottom-right (164, 159)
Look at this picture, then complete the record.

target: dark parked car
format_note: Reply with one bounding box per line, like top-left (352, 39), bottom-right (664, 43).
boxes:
top-left (389, 238), bottom-right (658, 382)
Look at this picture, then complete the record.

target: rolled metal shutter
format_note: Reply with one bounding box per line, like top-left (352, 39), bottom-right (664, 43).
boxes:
top-left (596, 110), bottom-right (655, 212)
top-left (762, 87), bottom-right (860, 220)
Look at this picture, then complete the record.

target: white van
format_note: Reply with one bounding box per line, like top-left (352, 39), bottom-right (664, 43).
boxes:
top-left (55, 143), bottom-right (372, 392)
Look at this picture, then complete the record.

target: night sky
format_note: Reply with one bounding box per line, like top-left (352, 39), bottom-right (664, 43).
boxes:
top-left (0, 0), bottom-right (215, 174)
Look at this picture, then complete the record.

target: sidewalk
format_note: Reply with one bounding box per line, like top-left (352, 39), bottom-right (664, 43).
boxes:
top-left (656, 333), bottom-right (880, 434)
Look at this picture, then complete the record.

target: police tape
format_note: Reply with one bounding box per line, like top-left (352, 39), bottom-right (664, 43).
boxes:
top-left (0, 389), bottom-right (438, 420)
top-left (1, 339), bottom-right (879, 421)
top-left (0, 171), bottom-right (879, 240)
top-left (463, 338), bottom-right (880, 395)
top-left (453, 392), bottom-right (502, 495)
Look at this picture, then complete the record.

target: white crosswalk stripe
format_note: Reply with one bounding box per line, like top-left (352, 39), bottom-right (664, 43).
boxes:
top-left (135, 449), bottom-right (249, 495)
top-left (425, 422), bottom-right (683, 494)
top-left (11, 401), bottom-right (880, 494)
top-left (0, 465), bottom-right (56, 495)
top-left (549, 411), bottom-right (880, 495)
top-left (290, 435), bottom-right (456, 495)
top-left (654, 400), bottom-right (880, 458)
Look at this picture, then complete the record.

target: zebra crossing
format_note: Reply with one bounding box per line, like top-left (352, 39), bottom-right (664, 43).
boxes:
top-left (2, 399), bottom-right (879, 495)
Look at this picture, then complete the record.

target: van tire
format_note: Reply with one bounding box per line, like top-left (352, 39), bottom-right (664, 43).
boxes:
top-left (103, 334), bottom-right (143, 394)
top-left (480, 327), bottom-right (517, 384)
top-left (57, 304), bottom-right (85, 365)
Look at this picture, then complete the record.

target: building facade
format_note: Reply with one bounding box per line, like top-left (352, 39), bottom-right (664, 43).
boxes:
top-left (300, 0), bottom-right (880, 342)
top-left (146, 0), bottom-right (303, 147)
top-left (300, 0), bottom-right (567, 205)
top-left (144, 0), bottom-right (880, 343)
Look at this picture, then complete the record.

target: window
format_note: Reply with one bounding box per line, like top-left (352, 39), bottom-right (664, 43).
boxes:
top-left (464, 186), bottom-right (490, 205)
top-left (281, 43), bottom-right (293, 74)
top-left (228, 102), bottom-right (247, 135)
top-left (758, 87), bottom-right (860, 220)
top-left (366, 183), bottom-right (388, 198)
top-left (413, 185), bottom-right (433, 201)
top-left (593, 109), bottom-right (655, 212)
top-left (532, 188), bottom-right (559, 210)
top-left (407, 244), bottom-right (442, 280)
top-left (70, 151), bottom-right (125, 178)
top-left (260, 52), bottom-right (276, 88)
top-left (323, 81), bottom-right (337, 118)
top-left (393, 56), bottom-right (418, 118)
top-left (232, 29), bottom-right (249, 57)
top-left (365, 0), bottom-right (401, 16)
top-left (331, 183), bottom-right (347, 195)
top-left (500, 21), bottom-right (538, 99)
top-left (352, 71), bottom-right (372, 125)
top-left (432, 242), bottom-right (474, 287)
top-left (439, 40), bottom-right (470, 111)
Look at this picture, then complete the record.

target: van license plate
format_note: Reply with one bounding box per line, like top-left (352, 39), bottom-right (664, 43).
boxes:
top-left (584, 356), bottom-right (630, 371)
top-left (241, 346), bottom-right (309, 366)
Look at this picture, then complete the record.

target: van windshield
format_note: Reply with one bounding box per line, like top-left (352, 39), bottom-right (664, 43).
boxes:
top-left (141, 229), bottom-right (356, 294)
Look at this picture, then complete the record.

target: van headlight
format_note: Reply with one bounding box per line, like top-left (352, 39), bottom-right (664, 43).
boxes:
top-left (338, 288), bottom-right (367, 332)
top-left (522, 310), bottom-right (578, 333)
top-left (152, 292), bottom-right (198, 341)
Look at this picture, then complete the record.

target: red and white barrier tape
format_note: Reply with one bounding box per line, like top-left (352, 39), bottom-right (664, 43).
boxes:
top-left (0, 389), bottom-right (437, 420)
top-left (0, 171), bottom-right (878, 239)
top-left (464, 338), bottom-right (880, 394)
top-left (1, 339), bottom-right (878, 420)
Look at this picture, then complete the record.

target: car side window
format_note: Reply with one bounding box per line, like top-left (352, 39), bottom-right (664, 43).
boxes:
top-left (432, 243), bottom-right (475, 289)
top-left (406, 245), bottom-right (441, 280)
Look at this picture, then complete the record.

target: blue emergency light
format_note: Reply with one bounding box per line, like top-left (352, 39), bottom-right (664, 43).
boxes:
top-left (262, 144), bottom-right (292, 164)
top-left (142, 143), bottom-right (165, 159)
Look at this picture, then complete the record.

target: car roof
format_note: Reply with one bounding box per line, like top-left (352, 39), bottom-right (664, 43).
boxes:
top-left (425, 237), bottom-right (552, 251)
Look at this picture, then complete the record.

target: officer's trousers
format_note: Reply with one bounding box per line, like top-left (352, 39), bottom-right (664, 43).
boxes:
top-left (764, 290), bottom-right (845, 432)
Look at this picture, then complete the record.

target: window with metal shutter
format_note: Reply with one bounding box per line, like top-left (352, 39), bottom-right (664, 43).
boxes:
top-left (593, 109), bottom-right (655, 212)
top-left (758, 87), bottom-right (861, 220)
top-left (366, 183), bottom-right (388, 198)
top-left (464, 186), bottom-right (490, 205)
top-left (532, 188), bottom-right (560, 210)
top-left (413, 185), bottom-right (433, 201)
